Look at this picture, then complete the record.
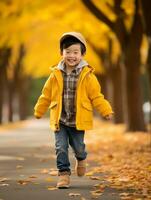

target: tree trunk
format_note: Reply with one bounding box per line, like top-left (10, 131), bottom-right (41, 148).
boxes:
top-left (0, 67), bottom-right (5, 124)
top-left (146, 40), bottom-right (151, 125)
top-left (125, 55), bottom-right (146, 131)
top-left (110, 65), bottom-right (124, 123)
top-left (17, 77), bottom-right (29, 120)
top-left (13, 44), bottom-right (27, 120)
top-left (141, 0), bottom-right (151, 36)
top-left (123, 0), bottom-right (146, 131)
top-left (147, 40), bottom-right (151, 99)
top-left (0, 47), bottom-right (12, 124)
top-left (8, 80), bottom-right (14, 122)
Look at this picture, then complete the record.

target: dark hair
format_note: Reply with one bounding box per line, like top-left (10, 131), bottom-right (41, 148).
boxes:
top-left (60, 36), bottom-right (86, 55)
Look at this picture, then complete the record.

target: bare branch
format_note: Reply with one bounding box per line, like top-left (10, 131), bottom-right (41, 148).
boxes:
top-left (81, 0), bottom-right (127, 48)
top-left (81, 0), bottom-right (115, 31)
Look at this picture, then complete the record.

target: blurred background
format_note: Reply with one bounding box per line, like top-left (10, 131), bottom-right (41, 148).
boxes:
top-left (0, 0), bottom-right (150, 132)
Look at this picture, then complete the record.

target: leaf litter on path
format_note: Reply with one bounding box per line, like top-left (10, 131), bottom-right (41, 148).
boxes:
top-left (85, 119), bottom-right (151, 199)
top-left (17, 179), bottom-right (32, 185)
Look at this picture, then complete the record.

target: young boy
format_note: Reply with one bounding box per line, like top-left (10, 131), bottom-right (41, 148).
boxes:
top-left (34, 32), bottom-right (113, 189)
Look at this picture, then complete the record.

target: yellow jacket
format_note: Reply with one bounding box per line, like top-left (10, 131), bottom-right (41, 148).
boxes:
top-left (34, 65), bottom-right (113, 131)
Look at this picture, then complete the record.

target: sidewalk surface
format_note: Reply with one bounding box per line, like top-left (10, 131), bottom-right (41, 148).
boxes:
top-left (0, 119), bottom-right (121, 200)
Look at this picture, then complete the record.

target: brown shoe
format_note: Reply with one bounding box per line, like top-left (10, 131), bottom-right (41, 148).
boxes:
top-left (57, 174), bottom-right (70, 189)
top-left (75, 159), bottom-right (86, 177)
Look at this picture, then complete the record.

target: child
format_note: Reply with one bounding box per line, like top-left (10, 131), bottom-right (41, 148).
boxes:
top-left (34, 32), bottom-right (113, 189)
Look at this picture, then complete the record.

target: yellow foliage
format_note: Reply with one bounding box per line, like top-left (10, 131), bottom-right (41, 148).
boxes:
top-left (0, 0), bottom-right (146, 78)
top-left (1, 0), bottom-right (108, 77)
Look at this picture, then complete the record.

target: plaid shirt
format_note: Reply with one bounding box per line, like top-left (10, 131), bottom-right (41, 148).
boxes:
top-left (60, 66), bottom-right (82, 127)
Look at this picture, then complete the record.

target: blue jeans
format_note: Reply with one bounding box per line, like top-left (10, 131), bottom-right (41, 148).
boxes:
top-left (54, 123), bottom-right (87, 174)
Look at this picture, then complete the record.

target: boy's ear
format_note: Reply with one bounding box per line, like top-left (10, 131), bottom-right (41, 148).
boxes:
top-left (82, 52), bottom-right (86, 56)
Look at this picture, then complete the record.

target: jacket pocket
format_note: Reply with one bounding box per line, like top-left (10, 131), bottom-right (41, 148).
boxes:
top-left (81, 101), bottom-right (92, 111)
top-left (81, 101), bottom-right (93, 122)
top-left (49, 101), bottom-right (58, 109)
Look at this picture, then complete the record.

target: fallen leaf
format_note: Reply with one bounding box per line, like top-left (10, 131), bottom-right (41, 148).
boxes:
top-left (120, 197), bottom-right (132, 200)
top-left (81, 197), bottom-right (86, 200)
top-left (93, 184), bottom-right (105, 192)
top-left (16, 157), bottom-right (25, 161)
top-left (85, 171), bottom-right (94, 176)
top-left (90, 189), bottom-right (103, 198)
top-left (47, 186), bottom-right (57, 190)
top-left (17, 179), bottom-right (32, 185)
top-left (16, 165), bottom-right (23, 169)
top-left (0, 183), bottom-right (9, 186)
top-left (0, 178), bottom-right (10, 182)
top-left (33, 182), bottom-right (40, 185)
top-left (120, 193), bottom-right (130, 197)
top-left (29, 175), bottom-right (38, 178)
top-left (48, 171), bottom-right (58, 176)
top-left (40, 158), bottom-right (49, 162)
top-left (90, 176), bottom-right (100, 180)
top-left (118, 177), bottom-right (130, 182)
top-left (45, 177), bottom-right (54, 182)
top-left (69, 193), bottom-right (81, 197)
top-left (50, 168), bottom-right (56, 171)
top-left (148, 166), bottom-right (151, 171)
top-left (40, 169), bottom-right (49, 174)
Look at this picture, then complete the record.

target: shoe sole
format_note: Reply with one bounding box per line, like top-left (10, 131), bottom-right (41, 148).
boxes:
top-left (57, 185), bottom-right (69, 189)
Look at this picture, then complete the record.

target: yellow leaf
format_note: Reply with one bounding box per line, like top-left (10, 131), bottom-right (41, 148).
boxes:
top-left (17, 179), bottom-right (32, 185)
top-left (0, 183), bottom-right (9, 186)
top-left (147, 166), bottom-right (151, 171)
top-left (90, 190), bottom-right (103, 197)
top-left (47, 186), bottom-right (57, 191)
top-left (48, 171), bottom-right (58, 176)
top-left (16, 157), bottom-right (25, 161)
top-left (69, 193), bottom-right (81, 197)
top-left (16, 165), bottom-right (23, 169)
top-left (81, 197), bottom-right (86, 200)
top-left (85, 171), bottom-right (94, 176)
top-left (45, 177), bottom-right (54, 182)
top-left (29, 175), bottom-right (38, 179)
top-left (0, 178), bottom-right (10, 182)
top-left (40, 169), bottom-right (49, 174)
top-left (90, 176), bottom-right (100, 180)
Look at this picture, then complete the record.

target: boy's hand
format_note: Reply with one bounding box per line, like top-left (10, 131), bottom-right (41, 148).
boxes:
top-left (104, 114), bottom-right (113, 120)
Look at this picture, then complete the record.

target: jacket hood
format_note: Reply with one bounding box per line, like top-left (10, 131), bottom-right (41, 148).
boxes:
top-left (49, 62), bottom-right (94, 73)
top-left (57, 59), bottom-right (88, 71)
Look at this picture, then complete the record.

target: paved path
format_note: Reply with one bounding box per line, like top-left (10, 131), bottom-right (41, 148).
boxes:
top-left (0, 119), bottom-right (121, 200)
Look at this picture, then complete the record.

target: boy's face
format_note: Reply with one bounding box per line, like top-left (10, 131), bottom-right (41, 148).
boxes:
top-left (61, 44), bottom-right (84, 68)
